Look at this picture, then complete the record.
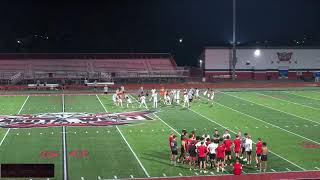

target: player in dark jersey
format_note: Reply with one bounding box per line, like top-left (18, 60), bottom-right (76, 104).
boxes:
top-left (188, 141), bottom-right (197, 170)
top-left (170, 135), bottom-right (178, 166)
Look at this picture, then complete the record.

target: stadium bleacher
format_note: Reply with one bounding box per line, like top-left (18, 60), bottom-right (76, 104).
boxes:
top-left (0, 53), bottom-right (187, 85)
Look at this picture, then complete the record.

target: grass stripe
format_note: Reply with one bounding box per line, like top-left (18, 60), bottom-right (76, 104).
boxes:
top-left (208, 97), bottom-right (320, 145)
top-left (256, 92), bottom-right (320, 110)
top-left (284, 91), bottom-right (320, 101)
top-left (96, 95), bottom-right (150, 178)
top-left (223, 91), bottom-right (320, 125)
top-left (0, 96), bottom-right (29, 147)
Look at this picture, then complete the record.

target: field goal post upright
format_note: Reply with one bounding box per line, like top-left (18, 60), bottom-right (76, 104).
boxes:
top-left (232, 0), bottom-right (237, 80)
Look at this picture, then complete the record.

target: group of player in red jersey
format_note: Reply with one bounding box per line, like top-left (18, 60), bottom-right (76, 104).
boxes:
top-left (169, 129), bottom-right (269, 174)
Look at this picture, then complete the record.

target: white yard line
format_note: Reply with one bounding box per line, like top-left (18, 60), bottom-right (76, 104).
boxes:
top-left (283, 91), bottom-right (320, 101)
top-left (208, 97), bottom-right (320, 145)
top-left (62, 94), bottom-right (65, 112)
top-left (96, 95), bottom-right (150, 178)
top-left (62, 126), bottom-right (68, 180)
top-left (0, 96), bottom-right (29, 147)
top-left (62, 94), bottom-right (68, 180)
top-left (256, 92), bottom-right (320, 110)
top-left (222, 92), bottom-right (320, 125)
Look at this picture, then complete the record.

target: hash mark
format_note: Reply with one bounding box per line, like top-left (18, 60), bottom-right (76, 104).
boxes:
top-left (85, 131), bottom-right (88, 134)
top-left (16, 133), bottom-right (19, 135)
top-left (40, 132), bottom-right (42, 135)
top-left (114, 176), bottom-right (117, 179)
top-left (130, 175), bottom-right (134, 178)
top-left (81, 177), bottom-right (84, 180)
top-left (315, 167), bottom-right (320, 170)
top-left (98, 176), bottom-right (101, 180)
top-left (286, 168), bottom-right (291, 171)
top-left (179, 173), bottom-right (183, 176)
top-left (96, 131), bottom-right (99, 133)
top-left (265, 126), bottom-right (269, 128)
top-left (210, 172), bottom-right (214, 175)
top-left (162, 173), bottom-right (166, 177)
top-left (271, 169), bottom-right (276, 172)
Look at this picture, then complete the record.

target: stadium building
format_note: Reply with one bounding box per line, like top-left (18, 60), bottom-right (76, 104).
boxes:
top-left (200, 47), bottom-right (320, 81)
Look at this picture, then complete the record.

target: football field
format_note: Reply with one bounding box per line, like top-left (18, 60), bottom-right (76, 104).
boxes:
top-left (0, 89), bottom-right (319, 179)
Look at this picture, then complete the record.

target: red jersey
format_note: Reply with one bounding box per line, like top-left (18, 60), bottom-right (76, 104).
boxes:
top-left (224, 139), bottom-right (233, 151)
top-left (256, 141), bottom-right (263, 154)
top-left (169, 135), bottom-right (174, 149)
top-left (233, 163), bottom-right (242, 175)
top-left (216, 144), bottom-right (226, 158)
top-left (234, 138), bottom-right (241, 152)
top-left (197, 145), bottom-right (207, 158)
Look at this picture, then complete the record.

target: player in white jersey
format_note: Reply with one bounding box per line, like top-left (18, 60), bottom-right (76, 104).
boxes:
top-left (175, 89), bottom-right (180, 104)
top-left (152, 92), bottom-right (158, 108)
top-left (210, 91), bottom-right (215, 104)
top-left (203, 88), bottom-right (209, 96)
top-left (195, 88), bottom-right (200, 100)
top-left (125, 95), bottom-right (133, 108)
top-left (165, 94), bottom-right (171, 105)
top-left (208, 89), bottom-right (212, 99)
top-left (112, 93), bottom-right (118, 106)
top-left (150, 89), bottom-right (156, 101)
top-left (117, 95), bottom-right (123, 107)
top-left (183, 92), bottom-right (190, 108)
top-left (139, 94), bottom-right (148, 109)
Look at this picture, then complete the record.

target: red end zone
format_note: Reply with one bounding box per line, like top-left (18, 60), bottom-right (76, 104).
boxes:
top-left (131, 171), bottom-right (320, 180)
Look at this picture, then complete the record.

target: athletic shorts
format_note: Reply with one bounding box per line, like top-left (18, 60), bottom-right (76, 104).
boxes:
top-left (256, 153), bottom-right (261, 157)
top-left (217, 157), bottom-right (224, 162)
top-left (261, 155), bottom-right (268, 161)
top-left (209, 153), bottom-right (216, 160)
top-left (171, 150), bottom-right (178, 155)
top-left (246, 151), bottom-right (252, 156)
top-left (180, 147), bottom-right (185, 154)
top-left (225, 151), bottom-right (231, 156)
top-left (198, 157), bottom-right (206, 162)
top-left (241, 147), bottom-right (245, 153)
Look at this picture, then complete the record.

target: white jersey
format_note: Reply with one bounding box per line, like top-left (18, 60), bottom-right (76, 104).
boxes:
top-left (140, 96), bottom-right (146, 102)
top-left (195, 89), bottom-right (199, 96)
top-left (127, 98), bottom-right (132, 104)
top-left (152, 93), bottom-right (158, 101)
top-left (203, 90), bottom-right (208, 96)
top-left (210, 92), bottom-right (215, 100)
top-left (207, 143), bottom-right (218, 154)
top-left (112, 94), bottom-right (117, 101)
top-left (245, 138), bottom-right (253, 151)
top-left (151, 89), bottom-right (156, 95)
top-left (183, 94), bottom-right (189, 101)
top-left (175, 90), bottom-right (180, 99)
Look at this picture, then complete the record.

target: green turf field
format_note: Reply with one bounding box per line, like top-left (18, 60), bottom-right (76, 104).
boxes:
top-left (0, 89), bottom-right (319, 180)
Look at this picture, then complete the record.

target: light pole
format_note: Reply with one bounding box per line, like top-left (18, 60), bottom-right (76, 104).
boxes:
top-left (231, 0), bottom-right (237, 80)
top-left (199, 59), bottom-right (203, 81)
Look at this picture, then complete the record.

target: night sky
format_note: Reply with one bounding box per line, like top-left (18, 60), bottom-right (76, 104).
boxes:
top-left (1, 0), bottom-right (320, 66)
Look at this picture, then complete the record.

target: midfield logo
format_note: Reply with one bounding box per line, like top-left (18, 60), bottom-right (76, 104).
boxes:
top-left (0, 111), bottom-right (154, 128)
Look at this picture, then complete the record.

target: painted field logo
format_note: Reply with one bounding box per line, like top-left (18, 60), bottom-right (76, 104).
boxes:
top-left (0, 111), bottom-right (154, 128)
